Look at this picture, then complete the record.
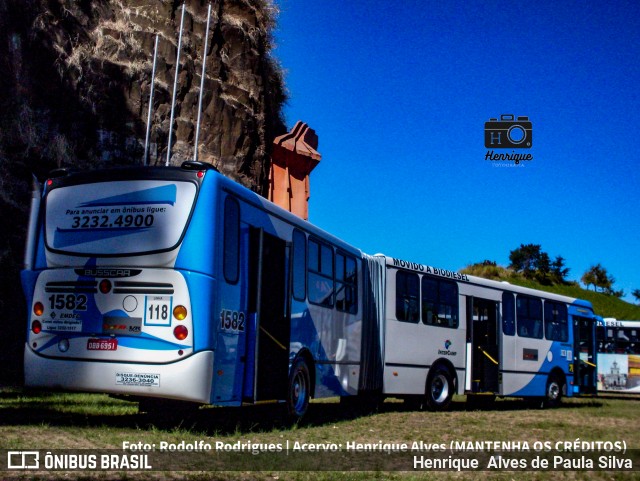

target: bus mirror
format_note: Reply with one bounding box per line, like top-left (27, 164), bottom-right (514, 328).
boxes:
top-left (47, 167), bottom-right (72, 178)
top-left (181, 161), bottom-right (218, 172)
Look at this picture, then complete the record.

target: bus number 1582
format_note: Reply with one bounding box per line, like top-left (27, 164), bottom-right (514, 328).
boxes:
top-left (220, 309), bottom-right (245, 332)
top-left (49, 294), bottom-right (87, 311)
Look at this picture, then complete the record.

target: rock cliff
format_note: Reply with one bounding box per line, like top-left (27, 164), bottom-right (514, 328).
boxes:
top-left (2, 0), bottom-right (286, 187)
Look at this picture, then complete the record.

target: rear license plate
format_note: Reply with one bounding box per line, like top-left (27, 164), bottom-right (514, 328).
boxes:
top-left (87, 339), bottom-right (118, 351)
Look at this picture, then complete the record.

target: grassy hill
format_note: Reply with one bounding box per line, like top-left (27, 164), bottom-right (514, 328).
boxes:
top-left (461, 263), bottom-right (640, 319)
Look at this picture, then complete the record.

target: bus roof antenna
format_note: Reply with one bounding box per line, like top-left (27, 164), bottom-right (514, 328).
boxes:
top-left (166, 3), bottom-right (186, 166)
top-left (143, 33), bottom-right (159, 166)
top-left (193, 3), bottom-right (212, 162)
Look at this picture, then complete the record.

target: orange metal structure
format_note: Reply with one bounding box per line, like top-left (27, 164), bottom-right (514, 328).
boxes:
top-left (268, 121), bottom-right (321, 220)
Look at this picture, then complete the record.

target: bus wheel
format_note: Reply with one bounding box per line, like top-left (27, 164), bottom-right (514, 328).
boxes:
top-left (287, 358), bottom-right (311, 420)
top-left (543, 374), bottom-right (563, 408)
top-left (425, 366), bottom-right (454, 411)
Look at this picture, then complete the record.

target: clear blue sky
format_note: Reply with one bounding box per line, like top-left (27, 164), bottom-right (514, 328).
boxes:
top-left (273, 0), bottom-right (640, 304)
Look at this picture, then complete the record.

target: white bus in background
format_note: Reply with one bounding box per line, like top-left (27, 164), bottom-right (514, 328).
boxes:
top-left (597, 318), bottom-right (640, 393)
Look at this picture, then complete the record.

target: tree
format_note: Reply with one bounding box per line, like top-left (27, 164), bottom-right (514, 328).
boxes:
top-left (509, 244), bottom-right (545, 279)
top-left (582, 264), bottom-right (616, 294)
top-left (597, 268), bottom-right (614, 294)
top-left (582, 268), bottom-right (597, 291)
top-left (550, 256), bottom-right (570, 284)
top-left (536, 251), bottom-right (551, 283)
top-left (632, 289), bottom-right (640, 304)
top-left (508, 244), bottom-right (558, 283)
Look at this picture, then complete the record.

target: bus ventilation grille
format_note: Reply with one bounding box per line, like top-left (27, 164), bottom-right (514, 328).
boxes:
top-left (45, 281), bottom-right (98, 293)
top-left (112, 281), bottom-right (174, 295)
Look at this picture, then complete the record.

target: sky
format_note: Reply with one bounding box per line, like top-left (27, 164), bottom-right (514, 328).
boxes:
top-left (272, 0), bottom-right (640, 304)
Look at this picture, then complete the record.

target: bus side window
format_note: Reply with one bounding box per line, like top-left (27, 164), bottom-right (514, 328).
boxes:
top-left (422, 277), bottom-right (438, 325)
top-left (605, 328), bottom-right (615, 352)
top-left (292, 229), bottom-right (306, 301)
top-left (517, 296), bottom-right (543, 339)
top-left (420, 277), bottom-right (458, 328)
top-left (438, 280), bottom-right (458, 328)
top-left (396, 271), bottom-right (419, 323)
top-left (544, 301), bottom-right (568, 342)
top-left (596, 325), bottom-right (605, 352)
top-left (630, 329), bottom-right (639, 353)
top-left (336, 252), bottom-right (358, 314)
top-left (308, 238), bottom-right (334, 308)
top-left (223, 196), bottom-right (240, 284)
top-left (617, 328), bottom-right (632, 353)
top-left (502, 292), bottom-right (515, 336)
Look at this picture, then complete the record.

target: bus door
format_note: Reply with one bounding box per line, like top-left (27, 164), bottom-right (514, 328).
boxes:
top-left (248, 228), bottom-right (291, 402)
top-left (573, 316), bottom-right (597, 394)
top-left (467, 297), bottom-right (499, 393)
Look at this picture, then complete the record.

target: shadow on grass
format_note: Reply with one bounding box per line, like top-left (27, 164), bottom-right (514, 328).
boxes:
top-left (0, 387), bottom-right (606, 435)
top-left (596, 393), bottom-right (640, 402)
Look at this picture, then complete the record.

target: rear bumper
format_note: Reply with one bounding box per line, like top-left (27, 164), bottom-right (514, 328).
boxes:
top-left (24, 347), bottom-right (214, 404)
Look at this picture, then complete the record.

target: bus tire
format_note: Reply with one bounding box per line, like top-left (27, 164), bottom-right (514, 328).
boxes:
top-left (425, 366), bottom-right (454, 411)
top-left (543, 374), bottom-right (563, 408)
top-left (287, 357), bottom-right (311, 420)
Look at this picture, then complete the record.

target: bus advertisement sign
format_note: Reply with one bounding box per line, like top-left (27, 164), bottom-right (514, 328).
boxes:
top-left (45, 180), bottom-right (197, 256)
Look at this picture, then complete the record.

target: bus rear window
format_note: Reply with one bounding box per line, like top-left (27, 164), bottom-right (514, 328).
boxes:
top-left (45, 180), bottom-right (197, 256)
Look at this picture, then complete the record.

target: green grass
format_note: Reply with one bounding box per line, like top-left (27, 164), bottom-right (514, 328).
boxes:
top-left (1, 388), bottom-right (639, 480)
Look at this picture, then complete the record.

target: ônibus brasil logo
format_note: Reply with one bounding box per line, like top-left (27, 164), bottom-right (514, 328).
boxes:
top-left (438, 340), bottom-right (456, 356)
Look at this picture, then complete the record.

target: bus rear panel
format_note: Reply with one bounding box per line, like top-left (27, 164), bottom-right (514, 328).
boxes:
top-left (23, 166), bottom-right (215, 403)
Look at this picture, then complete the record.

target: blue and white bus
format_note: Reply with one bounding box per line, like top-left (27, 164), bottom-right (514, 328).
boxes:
top-left (21, 162), bottom-right (598, 416)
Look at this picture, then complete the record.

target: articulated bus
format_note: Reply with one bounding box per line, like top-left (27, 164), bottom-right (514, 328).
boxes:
top-left (597, 318), bottom-right (640, 393)
top-left (21, 162), bottom-right (598, 417)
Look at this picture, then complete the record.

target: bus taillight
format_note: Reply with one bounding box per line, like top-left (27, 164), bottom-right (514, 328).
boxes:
top-left (173, 305), bottom-right (188, 321)
top-left (31, 320), bottom-right (42, 334)
top-left (33, 302), bottom-right (44, 316)
top-left (173, 325), bottom-right (188, 341)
